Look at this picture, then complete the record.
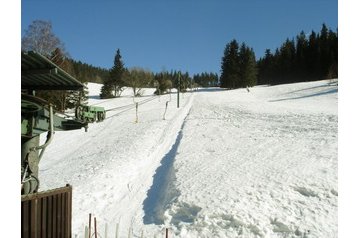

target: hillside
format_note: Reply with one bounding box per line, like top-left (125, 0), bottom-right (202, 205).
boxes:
top-left (39, 80), bottom-right (337, 238)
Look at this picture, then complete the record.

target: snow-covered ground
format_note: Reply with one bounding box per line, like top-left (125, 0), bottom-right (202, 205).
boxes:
top-left (39, 80), bottom-right (337, 238)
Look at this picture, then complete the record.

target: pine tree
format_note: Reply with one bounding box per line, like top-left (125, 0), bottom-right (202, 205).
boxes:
top-left (220, 40), bottom-right (240, 88)
top-left (295, 31), bottom-right (309, 80)
top-left (100, 77), bottom-right (114, 99)
top-left (238, 44), bottom-right (257, 87)
top-left (109, 49), bottom-right (125, 97)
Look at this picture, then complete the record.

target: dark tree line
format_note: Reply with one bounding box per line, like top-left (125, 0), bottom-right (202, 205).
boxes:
top-left (220, 40), bottom-right (257, 89)
top-left (257, 24), bottom-right (338, 85)
top-left (70, 59), bottom-right (109, 84)
top-left (193, 72), bottom-right (219, 87)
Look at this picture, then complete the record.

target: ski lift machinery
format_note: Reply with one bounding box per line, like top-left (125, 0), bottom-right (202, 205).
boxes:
top-left (21, 51), bottom-right (102, 195)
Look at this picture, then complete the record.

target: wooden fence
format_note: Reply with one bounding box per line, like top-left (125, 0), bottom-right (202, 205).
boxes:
top-left (21, 184), bottom-right (72, 238)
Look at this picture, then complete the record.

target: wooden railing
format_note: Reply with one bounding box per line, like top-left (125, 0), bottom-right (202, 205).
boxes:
top-left (21, 184), bottom-right (72, 238)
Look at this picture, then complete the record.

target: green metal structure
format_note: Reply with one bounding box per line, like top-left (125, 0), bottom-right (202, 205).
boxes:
top-left (21, 51), bottom-right (88, 195)
top-left (76, 105), bottom-right (106, 123)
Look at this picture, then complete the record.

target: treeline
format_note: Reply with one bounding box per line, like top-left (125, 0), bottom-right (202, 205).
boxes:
top-left (100, 49), bottom-right (199, 98)
top-left (257, 24), bottom-right (338, 85)
top-left (193, 72), bottom-right (219, 87)
top-left (70, 59), bottom-right (109, 84)
top-left (220, 40), bottom-right (257, 89)
top-left (153, 70), bottom-right (192, 95)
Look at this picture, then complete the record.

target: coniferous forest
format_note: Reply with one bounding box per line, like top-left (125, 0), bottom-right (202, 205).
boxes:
top-left (256, 24), bottom-right (338, 86)
top-left (220, 24), bottom-right (338, 88)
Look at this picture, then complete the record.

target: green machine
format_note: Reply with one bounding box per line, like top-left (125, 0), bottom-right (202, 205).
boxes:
top-left (21, 51), bottom-right (88, 195)
top-left (76, 105), bottom-right (106, 123)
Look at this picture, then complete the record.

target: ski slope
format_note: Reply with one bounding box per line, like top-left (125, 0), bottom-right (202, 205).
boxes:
top-left (39, 80), bottom-right (337, 238)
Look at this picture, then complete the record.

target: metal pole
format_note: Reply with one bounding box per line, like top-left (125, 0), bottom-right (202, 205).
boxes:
top-left (94, 217), bottom-right (97, 238)
top-left (88, 213), bottom-right (92, 238)
top-left (177, 72), bottom-right (181, 108)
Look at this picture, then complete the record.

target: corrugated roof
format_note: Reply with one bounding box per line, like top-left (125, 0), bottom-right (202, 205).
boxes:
top-left (21, 51), bottom-right (84, 90)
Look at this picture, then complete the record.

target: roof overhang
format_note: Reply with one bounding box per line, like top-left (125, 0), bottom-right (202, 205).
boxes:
top-left (21, 51), bottom-right (84, 91)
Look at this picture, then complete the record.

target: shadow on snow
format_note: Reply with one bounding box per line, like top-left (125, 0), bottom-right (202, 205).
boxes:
top-left (142, 120), bottom-right (186, 225)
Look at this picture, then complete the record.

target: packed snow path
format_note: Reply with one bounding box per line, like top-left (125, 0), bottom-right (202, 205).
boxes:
top-left (39, 80), bottom-right (337, 238)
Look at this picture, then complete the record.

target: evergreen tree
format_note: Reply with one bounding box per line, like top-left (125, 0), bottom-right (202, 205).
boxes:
top-left (109, 49), bottom-right (125, 97)
top-left (238, 43), bottom-right (257, 87)
top-left (100, 80), bottom-right (114, 99)
top-left (220, 40), bottom-right (240, 88)
top-left (101, 49), bottom-right (125, 98)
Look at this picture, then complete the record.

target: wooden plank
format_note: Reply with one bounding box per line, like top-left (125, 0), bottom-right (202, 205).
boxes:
top-left (68, 186), bottom-right (72, 238)
top-left (57, 194), bottom-right (61, 238)
top-left (41, 197), bottom-right (47, 238)
top-left (37, 198), bottom-right (42, 238)
top-left (52, 195), bottom-right (56, 238)
top-left (61, 193), bottom-right (65, 238)
top-left (63, 191), bottom-right (68, 238)
top-left (22, 200), bottom-right (30, 238)
top-left (30, 199), bottom-right (38, 238)
top-left (47, 196), bottom-right (53, 238)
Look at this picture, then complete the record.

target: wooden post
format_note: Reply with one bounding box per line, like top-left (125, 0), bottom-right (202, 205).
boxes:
top-left (163, 101), bottom-right (169, 120)
top-left (94, 217), bottom-right (98, 238)
top-left (135, 102), bottom-right (139, 123)
top-left (177, 73), bottom-right (181, 108)
top-left (166, 228), bottom-right (169, 238)
top-left (88, 213), bottom-right (92, 238)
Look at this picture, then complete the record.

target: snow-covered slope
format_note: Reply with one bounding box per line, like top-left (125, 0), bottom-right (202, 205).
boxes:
top-left (39, 80), bottom-right (337, 238)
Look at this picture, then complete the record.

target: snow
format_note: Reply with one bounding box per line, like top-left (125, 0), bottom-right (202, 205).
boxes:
top-left (39, 80), bottom-right (337, 238)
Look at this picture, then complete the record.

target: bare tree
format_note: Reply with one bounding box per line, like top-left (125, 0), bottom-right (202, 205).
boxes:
top-left (124, 67), bottom-right (153, 97)
top-left (22, 20), bottom-right (66, 57)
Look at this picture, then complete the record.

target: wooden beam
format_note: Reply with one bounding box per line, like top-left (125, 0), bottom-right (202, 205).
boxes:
top-left (22, 68), bottom-right (58, 76)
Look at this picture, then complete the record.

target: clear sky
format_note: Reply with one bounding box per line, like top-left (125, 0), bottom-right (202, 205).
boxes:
top-left (21, 0), bottom-right (337, 76)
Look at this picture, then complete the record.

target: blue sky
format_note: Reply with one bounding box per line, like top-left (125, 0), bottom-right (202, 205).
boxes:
top-left (21, 0), bottom-right (337, 76)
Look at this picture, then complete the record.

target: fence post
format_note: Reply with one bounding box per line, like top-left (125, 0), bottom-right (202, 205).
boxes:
top-left (166, 228), bottom-right (169, 238)
top-left (94, 217), bottom-right (97, 238)
top-left (177, 73), bottom-right (181, 108)
top-left (88, 214), bottom-right (92, 238)
top-left (135, 102), bottom-right (139, 123)
top-left (163, 101), bottom-right (169, 120)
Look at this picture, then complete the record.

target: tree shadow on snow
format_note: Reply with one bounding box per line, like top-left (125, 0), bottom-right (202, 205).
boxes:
top-left (270, 88), bottom-right (337, 102)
